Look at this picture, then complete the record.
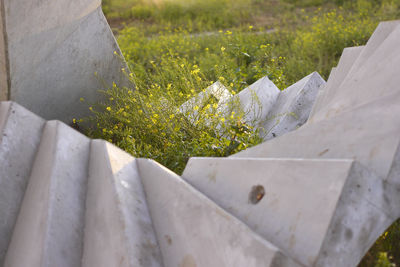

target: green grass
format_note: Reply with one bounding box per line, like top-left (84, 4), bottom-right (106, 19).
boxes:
top-left (81, 0), bottom-right (400, 266)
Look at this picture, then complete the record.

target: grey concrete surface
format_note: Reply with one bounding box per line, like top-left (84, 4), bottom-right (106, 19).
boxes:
top-left (180, 81), bottom-right (232, 121)
top-left (308, 67), bottom-right (336, 118)
top-left (4, 121), bottom-right (90, 267)
top-left (312, 22), bottom-right (400, 122)
top-left (137, 158), bottom-right (301, 267)
top-left (0, 1), bottom-right (8, 101)
top-left (183, 158), bottom-right (394, 267)
top-left (309, 47), bottom-right (363, 120)
top-left (83, 140), bottom-right (162, 267)
top-left (1, 0), bottom-right (129, 122)
top-left (0, 102), bottom-right (45, 264)
top-left (261, 72), bottom-right (325, 140)
top-left (232, 91), bottom-right (400, 181)
top-left (233, 75), bottom-right (280, 126)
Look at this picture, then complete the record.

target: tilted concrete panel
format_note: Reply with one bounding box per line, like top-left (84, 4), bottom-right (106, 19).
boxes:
top-left (0, 102), bottom-right (45, 263)
top-left (234, 75), bottom-right (280, 126)
top-left (0, 0), bottom-right (129, 122)
top-left (312, 22), bottom-right (400, 122)
top-left (233, 91), bottom-right (400, 181)
top-left (180, 81), bottom-right (232, 123)
top-left (4, 121), bottom-right (90, 267)
top-left (137, 158), bottom-right (302, 267)
top-left (317, 20), bottom-right (400, 116)
top-left (261, 72), bottom-right (325, 140)
top-left (83, 140), bottom-right (162, 267)
top-left (308, 67), bottom-right (336, 118)
top-left (182, 158), bottom-right (396, 267)
top-left (309, 47), bottom-right (363, 120)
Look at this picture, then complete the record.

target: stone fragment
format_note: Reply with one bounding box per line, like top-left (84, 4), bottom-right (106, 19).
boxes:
top-left (82, 140), bottom-right (162, 267)
top-left (137, 158), bottom-right (301, 267)
top-left (0, 102), bottom-right (45, 263)
top-left (4, 121), bottom-right (90, 267)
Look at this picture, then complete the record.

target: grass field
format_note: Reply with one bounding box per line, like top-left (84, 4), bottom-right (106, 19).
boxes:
top-left (82, 1), bottom-right (400, 266)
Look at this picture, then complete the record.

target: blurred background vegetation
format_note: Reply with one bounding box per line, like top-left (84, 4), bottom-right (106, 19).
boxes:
top-left (83, 1), bottom-right (400, 265)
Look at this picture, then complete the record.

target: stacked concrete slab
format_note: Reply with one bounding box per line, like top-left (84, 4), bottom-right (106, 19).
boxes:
top-left (0, 0), bottom-right (129, 122)
top-left (260, 72), bottom-right (325, 140)
top-left (180, 81), bottom-right (232, 122)
top-left (0, 16), bottom-right (400, 267)
top-left (0, 101), bottom-right (301, 267)
top-left (182, 20), bottom-right (400, 266)
top-left (185, 74), bottom-right (325, 140)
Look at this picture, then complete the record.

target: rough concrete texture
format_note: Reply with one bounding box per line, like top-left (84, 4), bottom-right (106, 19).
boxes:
top-left (83, 140), bottom-right (162, 267)
top-left (137, 158), bottom-right (301, 267)
top-left (308, 67), bottom-right (336, 118)
top-left (261, 72), bottom-right (325, 140)
top-left (0, 18), bottom-right (399, 267)
top-left (0, 102), bottom-right (44, 263)
top-left (309, 46), bottom-right (363, 119)
top-left (180, 81), bottom-right (232, 121)
top-left (4, 121), bottom-right (90, 267)
top-left (233, 91), bottom-right (400, 180)
top-left (182, 158), bottom-right (394, 267)
top-left (233, 75), bottom-right (280, 126)
top-left (311, 21), bottom-right (400, 122)
top-left (0, 0), bottom-right (8, 101)
top-left (0, 0), bottom-right (129, 122)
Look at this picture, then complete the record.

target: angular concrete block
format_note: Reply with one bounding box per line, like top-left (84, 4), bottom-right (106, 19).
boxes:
top-left (232, 91), bottom-right (400, 182)
top-left (312, 22), bottom-right (400, 121)
top-left (333, 20), bottom-right (400, 97)
top-left (82, 140), bottom-right (162, 267)
top-left (0, 102), bottom-right (45, 264)
top-left (308, 67), bottom-right (336, 118)
top-left (137, 159), bottom-right (301, 267)
top-left (4, 121), bottom-right (90, 267)
top-left (309, 46), bottom-right (363, 120)
top-left (234, 75), bottom-right (280, 126)
top-left (0, 1), bottom-right (129, 122)
top-left (261, 72), bottom-right (325, 140)
top-left (182, 157), bottom-right (396, 267)
top-left (180, 81), bottom-right (232, 121)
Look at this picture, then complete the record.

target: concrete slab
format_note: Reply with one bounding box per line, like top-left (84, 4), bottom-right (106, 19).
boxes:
top-left (4, 120), bottom-right (90, 267)
top-left (234, 75), bottom-right (280, 126)
top-left (137, 158), bottom-right (301, 267)
top-left (312, 22), bottom-right (400, 122)
top-left (182, 158), bottom-right (395, 267)
top-left (180, 81), bottom-right (232, 121)
top-left (324, 21), bottom-right (400, 109)
top-left (0, 102), bottom-right (45, 264)
top-left (308, 67), bottom-right (336, 118)
top-left (309, 46), bottom-right (364, 120)
top-left (1, 1), bottom-right (129, 122)
top-left (82, 140), bottom-right (162, 267)
top-left (232, 91), bottom-right (400, 182)
top-left (261, 72), bottom-right (325, 140)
